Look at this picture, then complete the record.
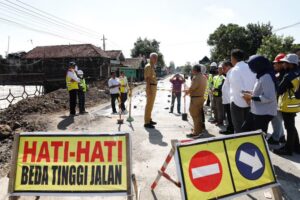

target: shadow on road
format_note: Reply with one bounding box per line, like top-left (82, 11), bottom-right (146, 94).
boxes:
top-left (274, 165), bottom-right (300, 199)
top-left (145, 128), bottom-right (168, 146)
top-left (57, 116), bottom-right (74, 130)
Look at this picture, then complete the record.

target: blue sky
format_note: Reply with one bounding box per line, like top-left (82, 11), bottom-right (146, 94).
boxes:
top-left (0, 0), bottom-right (299, 66)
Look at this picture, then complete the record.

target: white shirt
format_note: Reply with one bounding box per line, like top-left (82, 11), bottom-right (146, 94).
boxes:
top-left (228, 61), bottom-right (256, 108)
top-left (108, 78), bottom-right (120, 94)
top-left (66, 70), bottom-right (80, 82)
top-left (222, 68), bottom-right (233, 104)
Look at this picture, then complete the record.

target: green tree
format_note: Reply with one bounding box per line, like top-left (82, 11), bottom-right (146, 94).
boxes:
top-left (207, 22), bottom-right (273, 61)
top-left (183, 62), bottom-right (192, 75)
top-left (131, 37), bottom-right (165, 67)
top-left (207, 24), bottom-right (249, 61)
top-left (246, 23), bottom-right (273, 55)
top-left (257, 35), bottom-right (294, 60)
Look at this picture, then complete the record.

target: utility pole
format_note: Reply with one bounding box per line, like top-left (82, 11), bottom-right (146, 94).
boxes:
top-left (6, 36), bottom-right (10, 57)
top-left (101, 34), bottom-right (107, 51)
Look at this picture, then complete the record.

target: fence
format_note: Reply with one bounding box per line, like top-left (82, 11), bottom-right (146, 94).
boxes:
top-left (0, 85), bottom-right (44, 110)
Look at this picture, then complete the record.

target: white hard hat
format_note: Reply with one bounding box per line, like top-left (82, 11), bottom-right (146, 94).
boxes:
top-left (210, 62), bottom-right (217, 67)
top-left (77, 70), bottom-right (84, 75)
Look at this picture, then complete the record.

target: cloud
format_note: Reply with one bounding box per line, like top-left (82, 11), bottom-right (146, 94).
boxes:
top-left (204, 5), bottom-right (235, 19)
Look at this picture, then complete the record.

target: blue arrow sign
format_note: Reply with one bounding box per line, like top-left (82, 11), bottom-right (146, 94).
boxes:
top-left (235, 142), bottom-right (265, 180)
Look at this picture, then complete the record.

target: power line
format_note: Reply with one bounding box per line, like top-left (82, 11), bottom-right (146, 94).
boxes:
top-left (1, 0), bottom-right (101, 40)
top-left (273, 21), bottom-right (300, 32)
top-left (0, 17), bottom-right (86, 43)
top-left (16, 0), bottom-right (102, 37)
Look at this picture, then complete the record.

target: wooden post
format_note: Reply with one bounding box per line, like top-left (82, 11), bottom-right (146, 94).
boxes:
top-left (272, 186), bottom-right (283, 200)
top-left (8, 133), bottom-right (20, 199)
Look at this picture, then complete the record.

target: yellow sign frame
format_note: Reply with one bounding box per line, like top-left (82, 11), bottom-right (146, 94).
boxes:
top-left (8, 132), bottom-right (132, 197)
top-left (175, 131), bottom-right (278, 200)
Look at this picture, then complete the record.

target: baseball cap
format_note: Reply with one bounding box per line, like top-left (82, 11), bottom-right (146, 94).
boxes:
top-left (273, 53), bottom-right (286, 63)
top-left (280, 54), bottom-right (299, 65)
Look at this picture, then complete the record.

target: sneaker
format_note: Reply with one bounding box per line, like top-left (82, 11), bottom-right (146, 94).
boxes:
top-left (144, 124), bottom-right (155, 129)
top-left (273, 147), bottom-right (292, 156)
top-left (112, 112), bottom-right (118, 115)
top-left (267, 137), bottom-right (280, 145)
top-left (178, 111), bottom-right (181, 114)
top-left (150, 120), bottom-right (157, 125)
top-left (79, 111), bottom-right (89, 115)
top-left (122, 110), bottom-right (128, 114)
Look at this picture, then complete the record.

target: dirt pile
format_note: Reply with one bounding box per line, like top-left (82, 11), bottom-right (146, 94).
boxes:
top-left (0, 86), bottom-right (110, 177)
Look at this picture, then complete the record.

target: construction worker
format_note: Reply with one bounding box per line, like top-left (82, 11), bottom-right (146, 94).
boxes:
top-left (207, 62), bottom-right (218, 121)
top-left (144, 52), bottom-right (158, 129)
top-left (274, 54), bottom-right (300, 155)
top-left (66, 62), bottom-right (80, 116)
top-left (185, 65), bottom-right (207, 138)
top-left (77, 70), bottom-right (88, 114)
top-left (211, 64), bottom-right (225, 125)
top-left (119, 71), bottom-right (129, 114)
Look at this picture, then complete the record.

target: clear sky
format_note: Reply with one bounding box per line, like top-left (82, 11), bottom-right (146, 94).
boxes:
top-left (0, 0), bottom-right (299, 66)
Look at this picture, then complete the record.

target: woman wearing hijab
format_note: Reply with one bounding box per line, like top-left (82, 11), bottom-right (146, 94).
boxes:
top-left (241, 55), bottom-right (277, 133)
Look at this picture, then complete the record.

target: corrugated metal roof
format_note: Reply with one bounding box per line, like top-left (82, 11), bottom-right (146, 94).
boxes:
top-left (122, 58), bottom-right (143, 68)
top-left (24, 44), bottom-right (109, 59)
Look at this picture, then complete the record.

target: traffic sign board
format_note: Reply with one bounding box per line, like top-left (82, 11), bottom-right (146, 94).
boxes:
top-left (175, 131), bottom-right (277, 200)
top-left (188, 150), bottom-right (222, 192)
top-left (236, 143), bottom-right (265, 180)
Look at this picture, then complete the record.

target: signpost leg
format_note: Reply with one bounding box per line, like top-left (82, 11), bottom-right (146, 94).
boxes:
top-left (272, 186), bottom-right (283, 200)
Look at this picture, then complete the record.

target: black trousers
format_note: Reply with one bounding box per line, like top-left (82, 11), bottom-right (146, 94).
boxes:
top-left (69, 89), bottom-right (78, 115)
top-left (230, 102), bottom-right (250, 133)
top-left (201, 107), bottom-right (205, 129)
top-left (224, 104), bottom-right (234, 131)
top-left (206, 95), bottom-right (210, 106)
top-left (78, 90), bottom-right (86, 113)
top-left (120, 92), bottom-right (127, 111)
top-left (110, 93), bottom-right (119, 113)
top-left (170, 92), bottom-right (181, 113)
top-left (241, 112), bottom-right (273, 133)
top-left (282, 112), bottom-right (300, 153)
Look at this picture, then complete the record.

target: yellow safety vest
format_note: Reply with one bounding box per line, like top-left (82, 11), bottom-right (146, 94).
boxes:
top-left (66, 72), bottom-right (79, 91)
top-left (79, 79), bottom-right (87, 92)
top-left (213, 75), bottom-right (225, 96)
top-left (120, 77), bottom-right (128, 93)
top-left (278, 77), bottom-right (300, 113)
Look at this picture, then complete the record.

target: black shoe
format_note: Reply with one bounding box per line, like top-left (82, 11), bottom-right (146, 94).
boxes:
top-left (169, 111), bottom-right (173, 113)
top-left (273, 147), bottom-right (292, 156)
top-left (79, 111), bottom-right (88, 115)
top-left (267, 137), bottom-right (280, 145)
top-left (219, 130), bottom-right (234, 135)
top-left (144, 124), bottom-right (155, 129)
top-left (178, 112), bottom-right (181, 114)
top-left (279, 136), bottom-right (286, 143)
top-left (295, 149), bottom-right (300, 154)
top-left (150, 120), bottom-right (157, 125)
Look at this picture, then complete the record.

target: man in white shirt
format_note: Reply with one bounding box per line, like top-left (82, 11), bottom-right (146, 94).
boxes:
top-left (228, 49), bottom-right (256, 133)
top-left (108, 72), bottom-right (120, 114)
top-left (220, 61), bottom-right (234, 134)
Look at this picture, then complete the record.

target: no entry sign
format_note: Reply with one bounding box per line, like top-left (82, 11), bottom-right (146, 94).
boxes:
top-left (175, 131), bottom-right (277, 200)
top-left (188, 151), bottom-right (222, 192)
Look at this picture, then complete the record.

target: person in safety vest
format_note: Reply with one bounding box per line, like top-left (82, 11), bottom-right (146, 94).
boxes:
top-left (211, 64), bottom-right (225, 125)
top-left (274, 54), bottom-right (300, 155)
top-left (77, 70), bottom-right (88, 115)
top-left (207, 62), bottom-right (218, 122)
top-left (119, 71), bottom-right (129, 114)
top-left (66, 62), bottom-right (80, 116)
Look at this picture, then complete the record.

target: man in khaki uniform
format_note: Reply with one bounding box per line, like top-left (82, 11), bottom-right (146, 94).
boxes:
top-left (185, 65), bottom-right (207, 138)
top-left (144, 53), bottom-right (158, 128)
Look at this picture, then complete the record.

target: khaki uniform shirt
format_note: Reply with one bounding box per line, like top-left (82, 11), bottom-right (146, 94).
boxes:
top-left (144, 64), bottom-right (157, 85)
top-left (189, 73), bottom-right (207, 97)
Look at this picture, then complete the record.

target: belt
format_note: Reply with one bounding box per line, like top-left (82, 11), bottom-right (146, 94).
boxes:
top-left (150, 84), bottom-right (157, 86)
top-left (191, 96), bottom-right (203, 98)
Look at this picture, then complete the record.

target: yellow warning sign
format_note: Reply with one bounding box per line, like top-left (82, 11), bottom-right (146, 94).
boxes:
top-left (175, 131), bottom-right (277, 200)
top-left (177, 140), bottom-right (234, 200)
top-left (225, 134), bottom-right (276, 192)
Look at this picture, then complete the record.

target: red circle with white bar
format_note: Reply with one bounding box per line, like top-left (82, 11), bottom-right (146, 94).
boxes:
top-left (188, 150), bottom-right (222, 192)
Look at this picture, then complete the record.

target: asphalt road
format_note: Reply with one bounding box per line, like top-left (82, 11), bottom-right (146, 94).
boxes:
top-left (1, 75), bottom-right (299, 200)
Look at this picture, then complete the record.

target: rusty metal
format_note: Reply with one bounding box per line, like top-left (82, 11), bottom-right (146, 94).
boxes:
top-left (0, 85), bottom-right (44, 110)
